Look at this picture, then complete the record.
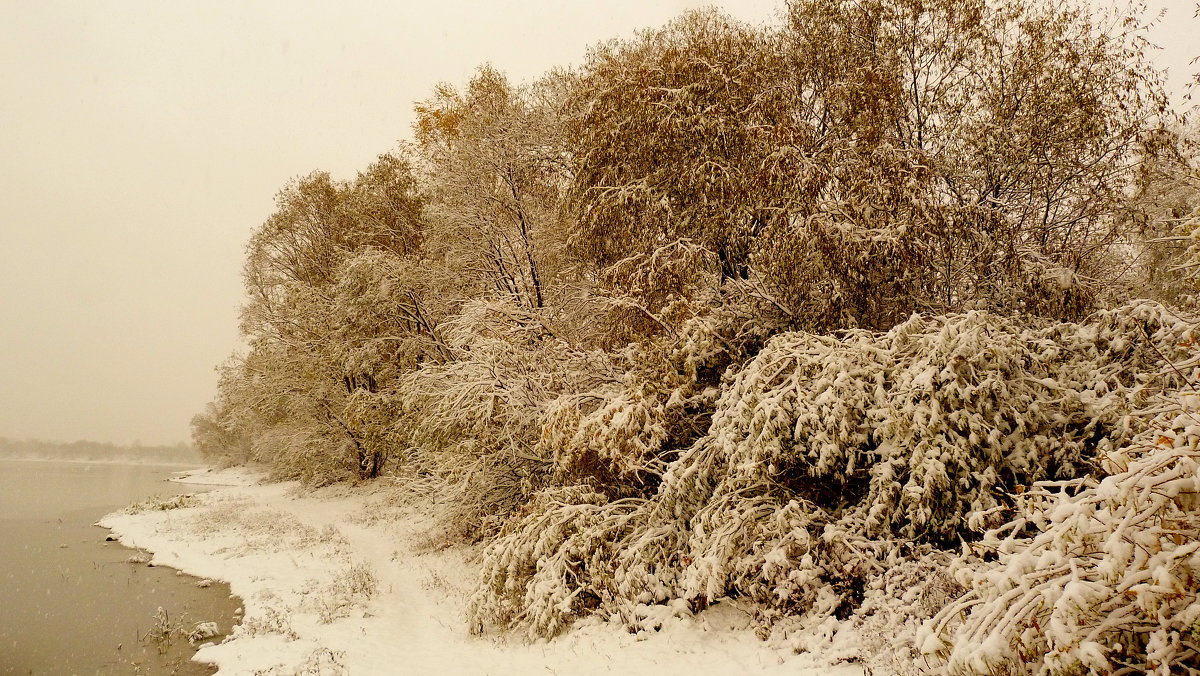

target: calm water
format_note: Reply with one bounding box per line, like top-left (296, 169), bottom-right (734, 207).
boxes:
top-left (0, 460), bottom-right (241, 675)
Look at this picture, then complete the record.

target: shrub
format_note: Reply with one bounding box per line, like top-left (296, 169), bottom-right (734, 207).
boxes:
top-left (469, 302), bottom-right (1198, 637)
top-left (921, 391), bottom-right (1200, 675)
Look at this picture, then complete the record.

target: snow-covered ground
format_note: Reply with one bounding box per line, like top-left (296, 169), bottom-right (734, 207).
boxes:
top-left (99, 467), bottom-right (864, 676)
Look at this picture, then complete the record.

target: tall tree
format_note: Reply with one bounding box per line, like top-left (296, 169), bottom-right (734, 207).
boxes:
top-left (764, 0), bottom-right (1170, 323)
top-left (230, 152), bottom-right (427, 481)
top-left (565, 10), bottom-right (795, 281)
top-left (415, 66), bottom-right (569, 311)
top-left (563, 1), bottom-right (1169, 332)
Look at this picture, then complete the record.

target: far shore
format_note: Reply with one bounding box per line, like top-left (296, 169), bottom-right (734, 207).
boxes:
top-left (0, 455), bottom-right (205, 468)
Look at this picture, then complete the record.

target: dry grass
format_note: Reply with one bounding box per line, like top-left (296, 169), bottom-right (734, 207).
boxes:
top-left (123, 493), bottom-right (201, 514)
top-left (303, 562), bottom-right (379, 624)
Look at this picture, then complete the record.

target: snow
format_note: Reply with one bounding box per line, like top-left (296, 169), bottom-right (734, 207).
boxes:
top-left (100, 467), bottom-right (864, 676)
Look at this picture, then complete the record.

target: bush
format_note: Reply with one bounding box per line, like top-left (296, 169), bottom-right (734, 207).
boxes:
top-left (469, 302), bottom-right (1198, 637)
top-left (390, 299), bottom-right (622, 542)
top-left (921, 391), bottom-right (1200, 675)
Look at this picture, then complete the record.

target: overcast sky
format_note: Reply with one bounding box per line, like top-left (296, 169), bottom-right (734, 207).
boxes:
top-left (0, 1), bottom-right (1196, 447)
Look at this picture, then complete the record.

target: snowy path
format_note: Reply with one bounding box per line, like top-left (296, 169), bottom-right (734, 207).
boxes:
top-left (100, 468), bottom-right (862, 675)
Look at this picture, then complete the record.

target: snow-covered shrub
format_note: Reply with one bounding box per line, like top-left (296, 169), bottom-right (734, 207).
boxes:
top-left (391, 299), bottom-right (621, 541)
top-left (539, 383), bottom-right (674, 487)
top-left (658, 303), bottom-right (1194, 613)
top-left (293, 648), bottom-right (348, 676)
top-left (538, 335), bottom-right (725, 492)
top-left (771, 549), bottom-right (964, 674)
top-left (184, 620), bottom-right (221, 645)
top-left (468, 486), bottom-right (644, 637)
top-left (921, 392), bottom-right (1200, 675)
top-left (872, 554), bottom-right (965, 671)
top-left (542, 272), bottom-right (788, 495)
top-left (471, 301), bottom-right (1198, 637)
top-left (234, 604), bottom-right (299, 641)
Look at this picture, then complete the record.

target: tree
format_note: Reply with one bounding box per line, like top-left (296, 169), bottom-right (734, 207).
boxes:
top-left (565, 10), bottom-right (794, 281)
top-left (190, 399), bottom-right (250, 465)
top-left (415, 66), bottom-right (569, 311)
top-left (563, 1), bottom-right (1169, 333)
top-left (765, 0), bottom-right (1170, 323)
top-left (225, 152), bottom-right (427, 481)
top-left (1125, 122), bottom-right (1200, 305)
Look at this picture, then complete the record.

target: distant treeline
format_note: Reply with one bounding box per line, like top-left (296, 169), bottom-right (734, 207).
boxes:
top-left (0, 437), bottom-right (203, 465)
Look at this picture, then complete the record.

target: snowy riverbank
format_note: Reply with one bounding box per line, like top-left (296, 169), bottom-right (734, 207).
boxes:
top-left (99, 467), bottom-right (864, 675)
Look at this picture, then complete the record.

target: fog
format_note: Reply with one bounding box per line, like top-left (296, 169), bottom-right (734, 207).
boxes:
top-left (0, 0), bottom-right (1194, 446)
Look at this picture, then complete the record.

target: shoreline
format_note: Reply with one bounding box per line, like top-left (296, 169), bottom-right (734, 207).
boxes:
top-left (101, 466), bottom-right (864, 675)
top-left (0, 461), bottom-right (238, 675)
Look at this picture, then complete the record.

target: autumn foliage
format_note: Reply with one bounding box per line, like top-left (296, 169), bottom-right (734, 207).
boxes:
top-left (193, 0), bottom-right (1200, 672)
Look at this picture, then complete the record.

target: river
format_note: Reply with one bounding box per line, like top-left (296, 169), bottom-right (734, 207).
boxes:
top-left (0, 460), bottom-right (241, 675)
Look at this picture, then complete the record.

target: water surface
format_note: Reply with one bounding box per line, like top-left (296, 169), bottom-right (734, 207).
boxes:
top-left (0, 460), bottom-right (241, 675)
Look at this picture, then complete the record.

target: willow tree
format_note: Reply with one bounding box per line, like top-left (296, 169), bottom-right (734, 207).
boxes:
top-left (226, 152), bottom-right (427, 481)
top-left (564, 10), bottom-right (796, 281)
top-left (564, 1), bottom-right (1169, 333)
top-left (414, 66), bottom-right (570, 311)
top-left (767, 0), bottom-right (1170, 324)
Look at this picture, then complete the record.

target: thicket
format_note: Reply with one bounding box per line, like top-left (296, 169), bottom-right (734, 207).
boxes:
top-left (193, 0), bottom-right (1200, 672)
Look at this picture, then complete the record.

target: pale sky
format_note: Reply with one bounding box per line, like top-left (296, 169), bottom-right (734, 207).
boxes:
top-left (0, 1), bottom-right (1196, 446)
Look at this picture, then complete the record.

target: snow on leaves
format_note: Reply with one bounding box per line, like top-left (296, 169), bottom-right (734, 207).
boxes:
top-left (922, 393), bottom-right (1200, 675)
top-left (470, 302), bottom-right (1199, 648)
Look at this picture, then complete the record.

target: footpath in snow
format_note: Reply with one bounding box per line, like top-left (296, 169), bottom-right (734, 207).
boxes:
top-left (100, 467), bottom-right (864, 676)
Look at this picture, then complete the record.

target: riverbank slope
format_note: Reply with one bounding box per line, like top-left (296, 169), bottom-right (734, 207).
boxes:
top-left (100, 467), bottom-right (864, 675)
